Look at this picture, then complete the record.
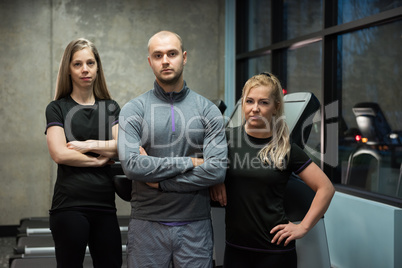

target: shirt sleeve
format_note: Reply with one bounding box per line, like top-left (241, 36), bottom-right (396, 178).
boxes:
top-left (118, 99), bottom-right (195, 182)
top-left (109, 100), bottom-right (120, 126)
top-left (45, 101), bottom-right (64, 134)
top-left (289, 143), bottom-right (313, 175)
top-left (158, 103), bottom-right (228, 192)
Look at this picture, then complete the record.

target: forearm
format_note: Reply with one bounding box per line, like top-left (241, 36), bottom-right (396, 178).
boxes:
top-left (269, 166), bottom-right (335, 246)
top-left (159, 127), bottom-right (228, 192)
top-left (299, 185), bottom-right (335, 231)
top-left (50, 146), bottom-right (109, 167)
top-left (77, 139), bottom-right (118, 158)
top-left (297, 162), bottom-right (335, 231)
top-left (159, 157), bottom-right (227, 192)
top-left (67, 125), bottom-right (118, 158)
top-left (160, 124), bottom-right (228, 192)
top-left (121, 153), bottom-right (194, 182)
top-left (118, 121), bottom-right (195, 182)
top-left (47, 126), bottom-right (111, 167)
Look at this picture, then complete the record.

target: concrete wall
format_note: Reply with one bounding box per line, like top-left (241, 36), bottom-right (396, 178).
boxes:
top-left (0, 0), bottom-right (225, 225)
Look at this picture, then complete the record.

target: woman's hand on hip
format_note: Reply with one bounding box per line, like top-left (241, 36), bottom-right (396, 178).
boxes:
top-left (270, 221), bottom-right (309, 246)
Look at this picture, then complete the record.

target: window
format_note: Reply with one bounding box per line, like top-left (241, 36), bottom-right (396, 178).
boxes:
top-left (285, 0), bottom-right (323, 40)
top-left (248, 54), bottom-right (272, 78)
top-left (338, 20), bottom-right (402, 198)
top-left (234, 0), bottom-right (402, 205)
top-left (287, 41), bottom-right (322, 101)
top-left (338, 0), bottom-right (402, 24)
top-left (287, 41), bottom-right (323, 167)
top-left (248, 0), bottom-right (271, 51)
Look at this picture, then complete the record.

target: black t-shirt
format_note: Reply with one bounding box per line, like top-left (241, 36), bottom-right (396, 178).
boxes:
top-left (45, 96), bottom-right (120, 212)
top-left (225, 126), bottom-right (312, 251)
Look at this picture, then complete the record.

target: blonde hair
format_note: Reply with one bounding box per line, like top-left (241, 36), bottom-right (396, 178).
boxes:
top-left (241, 72), bottom-right (290, 170)
top-left (54, 38), bottom-right (111, 100)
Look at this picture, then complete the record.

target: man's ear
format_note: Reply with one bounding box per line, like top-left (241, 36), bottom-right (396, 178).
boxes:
top-left (148, 56), bottom-right (152, 67)
top-left (183, 51), bottom-right (187, 65)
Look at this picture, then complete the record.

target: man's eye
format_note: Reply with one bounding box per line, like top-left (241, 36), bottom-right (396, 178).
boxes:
top-left (169, 52), bottom-right (176, 57)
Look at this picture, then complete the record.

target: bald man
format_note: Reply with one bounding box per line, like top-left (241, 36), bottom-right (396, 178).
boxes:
top-left (118, 31), bottom-right (227, 267)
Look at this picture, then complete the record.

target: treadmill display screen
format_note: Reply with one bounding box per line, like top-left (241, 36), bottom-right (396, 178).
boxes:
top-left (283, 100), bottom-right (306, 133)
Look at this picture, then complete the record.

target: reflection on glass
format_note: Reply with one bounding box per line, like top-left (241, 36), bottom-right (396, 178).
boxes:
top-left (287, 41), bottom-right (322, 101)
top-left (339, 20), bottom-right (402, 198)
top-left (306, 114), bottom-right (322, 167)
top-left (247, 0), bottom-right (271, 51)
top-left (247, 54), bottom-right (271, 78)
top-left (286, 41), bottom-right (323, 165)
top-left (285, 0), bottom-right (323, 40)
top-left (338, 0), bottom-right (402, 25)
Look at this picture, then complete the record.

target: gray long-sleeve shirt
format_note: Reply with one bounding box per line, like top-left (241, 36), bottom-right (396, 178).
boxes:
top-left (118, 81), bottom-right (227, 222)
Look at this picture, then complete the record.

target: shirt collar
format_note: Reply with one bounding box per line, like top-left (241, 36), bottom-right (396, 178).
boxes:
top-left (153, 80), bottom-right (190, 102)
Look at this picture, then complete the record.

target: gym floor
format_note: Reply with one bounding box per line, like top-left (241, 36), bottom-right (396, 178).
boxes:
top-left (0, 237), bottom-right (15, 268)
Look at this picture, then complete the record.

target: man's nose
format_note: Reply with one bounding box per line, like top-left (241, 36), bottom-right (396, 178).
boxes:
top-left (162, 54), bottom-right (169, 64)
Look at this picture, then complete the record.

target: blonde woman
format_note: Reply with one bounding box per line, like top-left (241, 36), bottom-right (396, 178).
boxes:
top-left (45, 38), bottom-right (122, 267)
top-left (210, 73), bottom-right (334, 267)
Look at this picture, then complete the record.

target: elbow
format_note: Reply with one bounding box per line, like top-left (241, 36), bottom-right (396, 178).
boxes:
top-left (205, 156), bottom-right (227, 184)
top-left (320, 182), bottom-right (335, 202)
top-left (329, 183), bottom-right (336, 198)
top-left (50, 152), bottom-right (64, 165)
top-left (217, 177), bottom-right (225, 185)
top-left (120, 158), bottom-right (148, 181)
top-left (53, 158), bottom-right (63, 165)
top-left (217, 170), bottom-right (226, 184)
top-left (315, 181), bottom-right (335, 202)
top-left (214, 162), bottom-right (227, 184)
top-left (121, 161), bottom-right (137, 180)
top-left (325, 178), bottom-right (336, 197)
top-left (219, 159), bottom-right (228, 183)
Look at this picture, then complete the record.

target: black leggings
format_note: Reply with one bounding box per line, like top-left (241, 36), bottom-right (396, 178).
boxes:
top-left (49, 209), bottom-right (122, 268)
top-left (223, 244), bottom-right (297, 268)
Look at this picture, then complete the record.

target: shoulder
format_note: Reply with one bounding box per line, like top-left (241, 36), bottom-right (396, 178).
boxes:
top-left (46, 100), bottom-right (58, 110)
top-left (187, 90), bottom-right (213, 105)
top-left (187, 90), bottom-right (222, 117)
top-left (290, 143), bottom-right (306, 156)
top-left (45, 98), bottom-right (74, 125)
top-left (45, 98), bottom-right (71, 113)
top-left (289, 143), bottom-right (312, 172)
top-left (120, 91), bottom-right (152, 116)
top-left (46, 97), bottom-right (69, 107)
